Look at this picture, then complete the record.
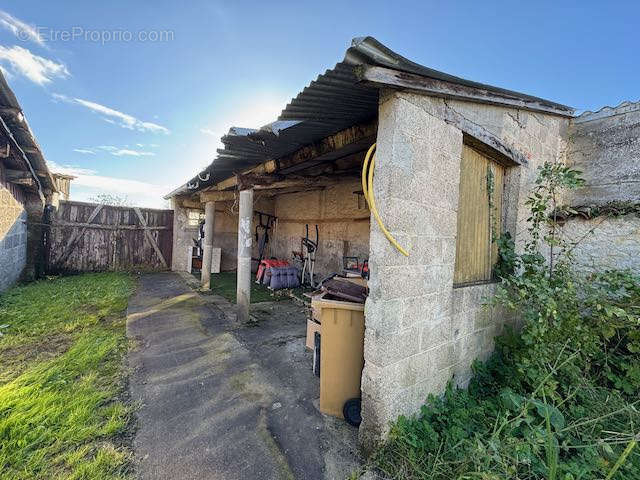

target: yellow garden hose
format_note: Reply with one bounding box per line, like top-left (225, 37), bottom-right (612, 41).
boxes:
top-left (362, 143), bottom-right (409, 257)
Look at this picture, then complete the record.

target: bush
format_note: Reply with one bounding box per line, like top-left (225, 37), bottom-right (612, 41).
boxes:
top-left (370, 163), bottom-right (640, 480)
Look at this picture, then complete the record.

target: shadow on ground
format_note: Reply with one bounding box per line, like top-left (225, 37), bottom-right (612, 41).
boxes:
top-left (127, 272), bottom-right (360, 480)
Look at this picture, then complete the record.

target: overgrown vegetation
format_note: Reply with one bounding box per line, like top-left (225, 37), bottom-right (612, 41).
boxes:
top-left (0, 273), bottom-right (135, 479)
top-left (370, 163), bottom-right (640, 479)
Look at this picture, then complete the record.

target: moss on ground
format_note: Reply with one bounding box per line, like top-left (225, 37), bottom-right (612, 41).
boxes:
top-left (0, 273), bottom-right (135, 480)
top-left (208, 272), bottom-right (284, 303)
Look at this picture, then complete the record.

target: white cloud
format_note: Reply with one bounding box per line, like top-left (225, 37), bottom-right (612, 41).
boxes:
top-left (199, 93), bottom-right (287, 151)
top-left (200, 127), bottom-right (218, 137)
top-left (0, 10), bottom-right (45, 46)
top-left (73, 148), bottom-right (95, 155)
top-left (96, 145), bottom-right (155, 157)
top-left (0, 45), bottom-right (68, 85)
top-left (112, 148), bottom-right (155, 157)
top-left (48, 161), bottom-right (169, 208)
top-left (52, 94), bottom-right (170, 134)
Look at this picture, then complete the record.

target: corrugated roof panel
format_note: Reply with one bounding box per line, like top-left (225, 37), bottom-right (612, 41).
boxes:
top-left (166, 36), bottom-right (574, 199)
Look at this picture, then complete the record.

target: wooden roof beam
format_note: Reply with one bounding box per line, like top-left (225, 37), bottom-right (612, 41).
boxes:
top-left (198, 190), bottom-right (237, 203)
top-left (237, 172), bottom-right (359, 191)
top-left (213, 120), bottom-right (377, 191)
top-left (355, 65), bottom-right (574, 117)
top-left (5, 168), bottom-right (32, 181)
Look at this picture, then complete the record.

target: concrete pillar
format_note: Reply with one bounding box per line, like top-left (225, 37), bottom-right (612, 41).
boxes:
top-left (201, 201), bottom-right (216, 289)
top-left (236, 189), bottom-right (253, 322)
top-left (359, 91), bottom-right (463, 452)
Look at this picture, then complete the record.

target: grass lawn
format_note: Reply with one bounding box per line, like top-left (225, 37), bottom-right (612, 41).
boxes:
top-left (207, 271), bottom-right (285, 303)
top-left (0, 273), bottom-right (136, 480)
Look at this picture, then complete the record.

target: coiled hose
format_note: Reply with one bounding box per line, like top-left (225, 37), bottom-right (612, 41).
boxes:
top-left (361, 143), bottom-right (409, 257)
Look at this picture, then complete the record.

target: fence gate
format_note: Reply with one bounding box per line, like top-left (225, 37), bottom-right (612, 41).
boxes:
top-left (47, 200), bottom-right (173, 273)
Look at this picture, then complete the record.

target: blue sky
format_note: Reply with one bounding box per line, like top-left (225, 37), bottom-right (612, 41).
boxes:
top-left (0, 1), bottom-right (637, 207)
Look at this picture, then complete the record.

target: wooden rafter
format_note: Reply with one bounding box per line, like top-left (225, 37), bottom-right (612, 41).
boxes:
top-left (213, 120), bottom-right (377, 191)
top-left (355, 65), bottom-right (574, 117)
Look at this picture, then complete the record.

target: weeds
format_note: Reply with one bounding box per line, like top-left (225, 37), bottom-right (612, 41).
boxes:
top-left (369, 163), bottom-right (640, 479)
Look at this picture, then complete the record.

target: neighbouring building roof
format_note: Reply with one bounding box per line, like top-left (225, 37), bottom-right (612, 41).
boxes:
top-left (166, 36), bottom-right (574, 199)
top-left (0, 70), bottom-right (57, 200)
top-left (574, 100), bottom-right (640, 124)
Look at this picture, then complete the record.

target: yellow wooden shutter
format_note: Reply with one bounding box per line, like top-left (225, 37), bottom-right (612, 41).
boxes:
top-left (453, 145), bottom-right (504, 285)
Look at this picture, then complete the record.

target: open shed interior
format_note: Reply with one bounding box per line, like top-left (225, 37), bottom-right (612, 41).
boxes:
top-left (173, 159), bottom-right (374, 282)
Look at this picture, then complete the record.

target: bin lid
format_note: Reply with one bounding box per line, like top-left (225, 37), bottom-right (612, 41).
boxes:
top-left (311, 297), bottom-right (365, 312)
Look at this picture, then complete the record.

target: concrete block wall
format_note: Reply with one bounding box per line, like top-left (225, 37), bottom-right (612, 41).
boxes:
top-left (271, 179), bottom-right (370, 278)
top-left (171, 196), bottom-right (274, 273)
top-left (0, 171), bottom-right (28, 292)
top-left (171, 198), bottom-right (199, 272)
top-left (360, 90), bottom-right (569, 448)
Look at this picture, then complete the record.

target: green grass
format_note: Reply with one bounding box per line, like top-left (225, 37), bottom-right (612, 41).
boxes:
top-left (207, 272), bottom-right (284, 303)
top-left (0, 273), bottom-right (136, 480)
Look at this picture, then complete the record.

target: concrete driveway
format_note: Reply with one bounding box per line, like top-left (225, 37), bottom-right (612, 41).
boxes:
top-left (126, 273), bottom-right (360, 480)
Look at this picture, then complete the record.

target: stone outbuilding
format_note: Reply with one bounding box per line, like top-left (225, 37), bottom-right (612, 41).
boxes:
top-left (0, 71), bottom-right (57, 292)
top-left (166, 37), bottom-right (639, 447)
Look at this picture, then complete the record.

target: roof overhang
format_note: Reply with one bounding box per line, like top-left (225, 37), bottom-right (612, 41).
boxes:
top-left (0, 71), bottom-right (57, 201)
top-left (166, 36), bottom-right (574, 199)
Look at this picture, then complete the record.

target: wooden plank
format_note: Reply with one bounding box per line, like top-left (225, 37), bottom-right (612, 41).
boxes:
top-left (48, 201), bottom-right (173, 272)
top-left (198, 190), bottom-right (236, 203)
top-left (454, 145), bottom-right (504, 285)
top-left (51, 222), bottom-right (170, 230)
top-left (212, 120), bottom-right (377, 191)
top-left (134, 207), bottom-right (168, 268)
top-left (356, 65), bottom-right (574, 117)
top-left (277, 216), bottom-right (370, 224)
top-left (236, 172), bottom-right (360, 191)
top-left (56, 203), bottom-right (104, 266)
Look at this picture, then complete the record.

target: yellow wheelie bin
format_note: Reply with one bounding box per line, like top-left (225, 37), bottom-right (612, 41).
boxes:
top-left (314, 296), bottom-right (365, 423)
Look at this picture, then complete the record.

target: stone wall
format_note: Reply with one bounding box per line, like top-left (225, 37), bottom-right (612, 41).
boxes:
top-left (271, 179), bottom-right (370, 278)
top-left (560, 215), bottom-right (640, 275)
top-left (560, 102), bottom-right (640, 275)
top-left (567, 101), bottom-right (640, 205)
top-left (0, 165), bottom-right (28, 292)
top-left (360, 90), bottom-right (569, 448)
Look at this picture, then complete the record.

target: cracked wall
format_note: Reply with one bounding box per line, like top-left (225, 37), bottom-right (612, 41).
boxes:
top-left (561, 102), bottom-right (640, 275)
top-left (360, 90), bottom-right (569, 449)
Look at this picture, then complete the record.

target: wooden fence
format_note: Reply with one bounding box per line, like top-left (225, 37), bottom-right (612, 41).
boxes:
top-left (46, 200), bottom-right (173, 273)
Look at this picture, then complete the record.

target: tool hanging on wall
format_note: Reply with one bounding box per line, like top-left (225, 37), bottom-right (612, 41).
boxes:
top-left (252, 211), bottom-right (277, 266)
top-left (301, 223), bottom-right (319, 287)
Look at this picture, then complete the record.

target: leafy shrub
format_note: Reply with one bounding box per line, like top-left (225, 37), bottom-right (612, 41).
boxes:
top-left (371, 163), bottom-right (640, 480)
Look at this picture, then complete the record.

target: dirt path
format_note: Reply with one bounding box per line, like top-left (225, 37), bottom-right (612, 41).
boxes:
top-left (127, 273), bottom-right (359, 480)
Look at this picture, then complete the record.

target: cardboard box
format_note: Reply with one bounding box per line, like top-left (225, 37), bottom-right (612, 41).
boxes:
top-left (306, 319), bottom-right (321, 350)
